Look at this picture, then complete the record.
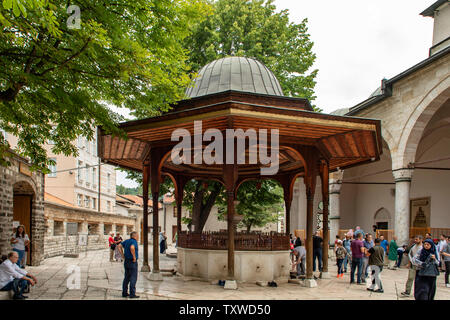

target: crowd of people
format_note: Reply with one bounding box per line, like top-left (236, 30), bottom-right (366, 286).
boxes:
top-left (290, 226), bottom-right (450, 300)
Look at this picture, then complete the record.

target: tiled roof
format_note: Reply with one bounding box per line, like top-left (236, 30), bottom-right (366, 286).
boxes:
top-left (44, 192), bottom-right (75, 208)
top-left (117, 194), bottom-right (164, 208)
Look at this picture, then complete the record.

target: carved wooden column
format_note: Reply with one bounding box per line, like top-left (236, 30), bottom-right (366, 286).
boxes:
top-left (141, 161), bottom-right (151, 272)
top-left (303, 148), bottom-right (319, 287)
top-left (279, 174), bottom-right (296, 235)
top-left (175, 175), bottom-right (188, 234)
top-left (148, 148), bottom-right (166, 281)
top-left (320, 160), bottom-right (330, 278)
top-left (223, 164), bottom-right (237, 283)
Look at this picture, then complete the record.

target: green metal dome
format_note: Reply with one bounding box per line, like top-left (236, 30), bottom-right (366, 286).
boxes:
top-left (185, 56), bottom-right (284, 98)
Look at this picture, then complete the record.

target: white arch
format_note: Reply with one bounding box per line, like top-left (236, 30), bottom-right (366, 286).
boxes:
top-left (374, 207), bottom-right (392, 228)
top-left (394, 76), bottom-right (450, 169)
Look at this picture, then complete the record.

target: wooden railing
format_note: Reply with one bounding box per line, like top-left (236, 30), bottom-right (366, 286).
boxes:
top-left (178, 231), bottom-right (290, 251)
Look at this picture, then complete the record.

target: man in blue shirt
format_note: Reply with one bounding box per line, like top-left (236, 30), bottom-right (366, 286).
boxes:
top-left (119, 231), bottom-right (139, 298)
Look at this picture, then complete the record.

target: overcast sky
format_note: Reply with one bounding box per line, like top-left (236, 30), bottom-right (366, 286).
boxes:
top-left (115, 0), bottom-right (436, 188)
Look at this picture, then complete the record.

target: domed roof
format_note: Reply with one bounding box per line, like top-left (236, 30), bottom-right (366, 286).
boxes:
top-left (185, 56), bottom-right (283, 98)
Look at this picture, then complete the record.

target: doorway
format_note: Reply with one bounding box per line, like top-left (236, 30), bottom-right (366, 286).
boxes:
top-left (13, 181), bottom-right (34, 266)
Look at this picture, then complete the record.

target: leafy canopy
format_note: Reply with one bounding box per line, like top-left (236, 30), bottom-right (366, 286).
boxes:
top-left (185, 0), bottom-right (318, 106)
top-left (0, 0), bottom-right (210, 171)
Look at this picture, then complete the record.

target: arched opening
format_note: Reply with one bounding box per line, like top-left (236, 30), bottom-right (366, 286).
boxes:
top-left (13, 180), bottom-right (35, 266)
top-left (374, 207), bottom-right (392, 230)
top-left (339, 138), bottom-right (394, 233)
top-left (233, 178), bottom-right (284, 233)
top-left (410, 99), bottom-right (450, 231)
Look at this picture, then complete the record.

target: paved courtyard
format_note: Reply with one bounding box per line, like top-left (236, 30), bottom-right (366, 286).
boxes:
top-left (22, 247), bottom-right (450, 300)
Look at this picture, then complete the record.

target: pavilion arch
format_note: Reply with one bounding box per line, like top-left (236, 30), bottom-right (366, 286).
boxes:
top-left (394, 77), bottom-right (450, 169)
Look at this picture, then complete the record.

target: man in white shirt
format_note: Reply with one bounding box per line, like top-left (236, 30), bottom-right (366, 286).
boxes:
top-left (0, 251), bottom-right (37, 299)
top-left (401, 235), bottom-right (423, 297)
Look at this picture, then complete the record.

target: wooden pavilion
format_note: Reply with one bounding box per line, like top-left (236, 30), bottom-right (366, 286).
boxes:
top-left (97, 57), bottom-right (382, 284)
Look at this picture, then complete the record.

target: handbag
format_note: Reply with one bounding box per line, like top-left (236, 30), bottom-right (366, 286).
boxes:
top-left (418, 256), bottom-right (439, 277)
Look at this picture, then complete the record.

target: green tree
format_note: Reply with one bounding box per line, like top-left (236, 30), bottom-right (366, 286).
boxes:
top-left (123, 0), bottom-right (317, 232)
top-left (216, 180), bottom-right (283, 232)
top-left (0, 0), bottom-right (210, 171)
top-left (185, 0), bottom-right (318, 105)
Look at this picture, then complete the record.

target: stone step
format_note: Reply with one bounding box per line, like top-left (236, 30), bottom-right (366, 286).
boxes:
top-left (0, 291), bottom-right (13, 300)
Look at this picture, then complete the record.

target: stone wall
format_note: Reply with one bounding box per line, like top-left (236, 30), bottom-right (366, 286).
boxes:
top-left (43, 201), bottom-right (136, 258)
top-left (0, 152), bottom-right (45, 265)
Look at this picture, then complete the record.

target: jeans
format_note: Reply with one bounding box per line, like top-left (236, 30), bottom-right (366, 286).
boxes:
top-left (350, 257), bottom-right (363, 283)
top-left (13, 249), bottom-right (25, 268)
top-left (313, 248), bottom-right (322, 272)
top-left (1, 278), bottom-right (28, 298)
top-left (160, 240), bottom-right (166, 254)
top-left (405, 266), bottom-right (416, 294)
top-left (397, 252), bottom-right (404, 268)
top-left (362, 257), bottom-right (369, 280)
top-left (445, 261), bottom-right (450, 284)
top-left (337, 259), bottom-right (344, 275)
top-left (296, 257), bottom-right (306, 276)
top-left (343, 250), bottom-right (351, 271)
top-left (122, 259), bottom-right (138, 297)
top-left (369, 265), bottom-right (383, 290)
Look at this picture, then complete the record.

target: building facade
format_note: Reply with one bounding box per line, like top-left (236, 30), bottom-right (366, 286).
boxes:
top-left (291, 1), bottom-right (450, 246)
top-left (0, 149), bottom-right (45, 265)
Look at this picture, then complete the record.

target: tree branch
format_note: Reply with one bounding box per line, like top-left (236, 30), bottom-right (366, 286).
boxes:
top-left (35, 38), bottom-right (92, 77)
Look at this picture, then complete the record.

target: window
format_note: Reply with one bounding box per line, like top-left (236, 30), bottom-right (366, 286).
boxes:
top-left (93, 135), bottom-right (97, 156)
top-left (48, 158), bottom-right (57, 177)
top-left (85, 138), bottom-right (90, 154)
top-left (77, 136), bottom-right (83, 148)
top-left (85, 196), bottom-right (90, 208)
top-left (48, 126), bottom-right (56, 145)
top-left (107, 201), bottom-right (111, 212)
top-left (85, 164), bottom-right (90, 186)
top-left (107, 173), bottom-right (111, 193)
top-left (173, 206), bottom-right (177, 217)
top-left (77, 194), bottom-right (83, 206)
top-left (77, 161), bottom-right (83, 184)
top-left (92, 167), bottom-right (97, 189)
top-left (53, 221), bottom-right (65, 236)
top-left (0, 128), bottom-right (8, 140)
top-left (92, 197), bottom-right (97, 210)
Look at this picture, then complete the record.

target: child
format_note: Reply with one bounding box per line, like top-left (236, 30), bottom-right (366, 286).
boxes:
top-left (335, 240), bottom-right (347, 278)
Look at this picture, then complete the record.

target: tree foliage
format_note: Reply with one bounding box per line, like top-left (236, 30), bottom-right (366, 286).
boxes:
top-left (0, 0), bottom-right (210, 171)
top-left (123, 0), bottom-right (316, 232)
top-left (185, 0), bottom-right (318, 106)
top-left (216, 180), bottom-right (283, 232)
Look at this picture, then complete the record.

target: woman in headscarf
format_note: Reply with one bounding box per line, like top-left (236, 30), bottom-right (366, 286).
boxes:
top-left (411, 238), bottom-right (440, 300)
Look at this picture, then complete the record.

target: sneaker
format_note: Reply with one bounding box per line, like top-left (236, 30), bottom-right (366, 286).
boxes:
top-left (129, 295), bottom-right (140, 299)
top-left (122, 293), bottom-right (129, 297)
top-left (400, 292), bottom-right (410, 297)
top-left (367, 288), bottom-right (374, 291)
top-left (374, 289), bottom-right (384, 293)
top-left (13, 295), bottom-right (25, 300)
top-left (337, 274), bottom-right (340, 278)
top-left (357, 282), bottom-right (365, 285)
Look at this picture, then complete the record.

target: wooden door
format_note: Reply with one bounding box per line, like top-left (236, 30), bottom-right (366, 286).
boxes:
top-left (13, 195), bottom-right (32, 264)
top-left (172, 225), bottom-right (177, 243)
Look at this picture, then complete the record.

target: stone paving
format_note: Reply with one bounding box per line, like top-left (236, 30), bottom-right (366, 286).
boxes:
top-left (22, 246), bottom-right (450, 300)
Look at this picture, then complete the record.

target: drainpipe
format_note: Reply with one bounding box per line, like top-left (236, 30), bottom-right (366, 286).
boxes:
top-left (98, 158), bottom-right (101, 212)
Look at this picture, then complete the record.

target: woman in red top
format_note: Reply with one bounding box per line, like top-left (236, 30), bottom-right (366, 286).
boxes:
top-left (108, 233), bottom-right (115, 262)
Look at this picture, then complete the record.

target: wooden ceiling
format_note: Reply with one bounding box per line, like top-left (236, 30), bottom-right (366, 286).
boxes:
top-left (99, 91), bottom-right (382, 177)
